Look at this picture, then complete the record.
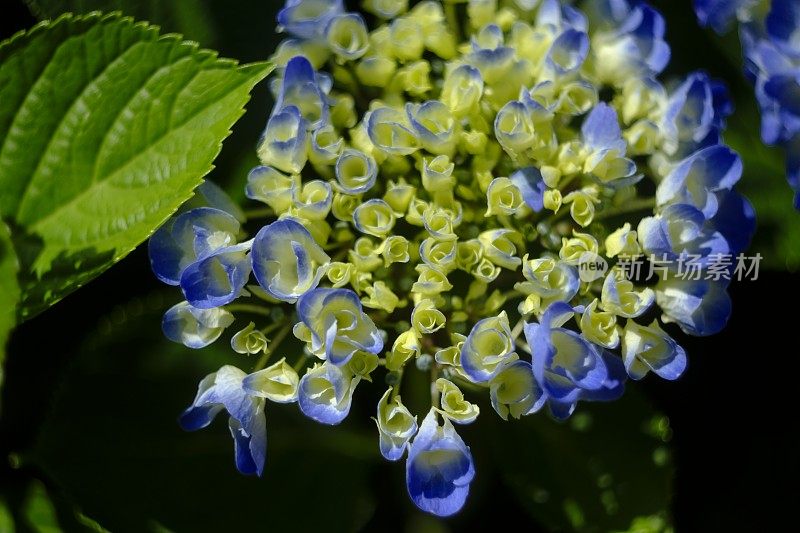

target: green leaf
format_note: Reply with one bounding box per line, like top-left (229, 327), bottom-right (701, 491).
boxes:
top-left (0, 222), bottom-right (20, 398)
top-left (0, 13), bottom-right (273, 319)
top-left (25, 0), bottom-right (218, 47)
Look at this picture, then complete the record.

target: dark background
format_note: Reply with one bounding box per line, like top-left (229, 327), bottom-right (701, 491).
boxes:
top-left (1, 1), bottom-right (799, 531)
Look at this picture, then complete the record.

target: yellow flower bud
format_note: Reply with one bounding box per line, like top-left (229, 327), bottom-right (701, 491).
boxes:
top-left (411, 299), bottom-right (446, 334)
top-left (579, 299), bottom-right (620, 348)
top-left (363, 281), bottom-right (403, 313)
top-left (435, 378), bottom-right (480, 424)
top-left (383, 178), bottom-right (417, 214)
top-left (387, 329), bottom-right (420, 371)
top-left (486, 177), bottom-right (523, 216)
top-left (326, 261), bottom-right (355, 288)
top-left (412, 264), bottom-right (453, 295)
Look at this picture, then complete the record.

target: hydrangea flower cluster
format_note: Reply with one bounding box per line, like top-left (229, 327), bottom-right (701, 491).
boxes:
top-left (149, 0), bottom-right (755, 516)
top-left (695, 0), bottom-right (800, 208)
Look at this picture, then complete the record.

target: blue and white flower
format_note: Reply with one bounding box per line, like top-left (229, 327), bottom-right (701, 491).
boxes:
top-left (251, 219), bottom-right (330, 303)
top-left (180, 366), bottom-right (268, 476)
top-left (297, 288), bottom-right (383, 365)
top-left (405, 409), bottom-right (475, 517)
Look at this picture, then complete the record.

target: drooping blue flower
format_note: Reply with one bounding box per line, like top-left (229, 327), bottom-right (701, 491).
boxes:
top-left (662, 72), bottom-right (732, 156)
top-left (764, 0), bottom-right (800, 57)
top-left (179, 242), bottom-right (252, 309)
top-left (523, 301), bottom-right (626, 420)
top-left (655, 278), bottom-right (732, 336)
top-left (277, 0), bottom-right (344, 39)
top-left (179, 366), bottom-right (267, 476)
top-left (297, 362), bottom-right (359, 425)
top-left (637, 203), bottom-right (730, 265)
top-left (251, 218), bottom-right (330, 303)
top-left (405, 409), bottom-right (475, 517)
top-left (510, 167), bottom-right (547, 212)
top-left (581, 103), bottom-right (637, 184)
top-left (274, 56), bottom-right (330, 130)
top-left (657, 144), bottom-right (742, 217)
top-left (162, 301), bottom-right (234, 349)
top-left (465, 24), bottom-right (515, 83)
top-left (148, 207), bottom-right (241, 286)
top-left (621, 320), bottom-right (687, 380)
top-left (297, 288), bottom-right (383, 366)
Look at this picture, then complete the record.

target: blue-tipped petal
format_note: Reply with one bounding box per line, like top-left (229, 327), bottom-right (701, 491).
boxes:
top-left (297, 363), bottom-right (357, 425)
top-left (547, 29), bottom-right (589, 74)
top-left (583, 102), bottom-right (625, 153)
top-left (162, 301), bottom-right (234, 349)
top-left (277, 0), bottom-right (344, 39)
top-left (180, 243), bottom-right (253, 309)
top-left (510, 167), bottom-right (547, 212)
top-left (656, 278), bottom-right (732, 336)
top-left (149, 207), bottom-right (240, 286)
top-left (657, 145), bottom-right (742, 217)
top-left (251, 219), bottom-right (330, 303)
top-left (406, 410), bottom-right (475, 517)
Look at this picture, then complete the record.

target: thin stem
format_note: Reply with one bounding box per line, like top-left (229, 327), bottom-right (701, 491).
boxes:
top-left (293, 353), bottom-right (309, 372)
top-left (510, 317), bottom-right (525, 341)
top-left (391, 369), bottom-right (404, 400)
top-left (430, 365), bottom-right (441, 409)
top-left (254, 321), bottom-right (293, 371)
top-left (225, 303), bottom-right (271, 317)
top-left (594, 197), bottom-right (656, 221)
top-left (244, 207), bottom-right (274, 220)
top-left (445, 2), bottom-right (462, 44)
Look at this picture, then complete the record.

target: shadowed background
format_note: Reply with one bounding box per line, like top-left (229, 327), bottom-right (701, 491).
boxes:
top-left (1, 1), bottom-right (798, 531)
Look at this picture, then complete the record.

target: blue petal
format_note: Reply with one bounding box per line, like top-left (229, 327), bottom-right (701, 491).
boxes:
top-left (709, 190), bottom-right (756, 255)
top-left (657, 145), bottom-right (742, 217)
top-left (162, 302), bottom-right (234, 349)
top-left (766, 0), bottom-right (800, 50)
top-left (510, 167), bottom-right (547, 212)
top-left (547, 29), bottom-right (589, 74)
top-left (277, 0), bottom-right (344, 39)
top-left (251, 219), bottom-right (329, 302)
top-left (406, 411), bottom-right (475, 517)
top-left (656, 278), bottom-right (732, 336)
top-left (274, 56), bottom-right (329, 130)
top-left (149, 207), bottom-right (240, 286)
top-left (228, 416), bottom-right (266, 477)
top-left (180, 244), bottom-right (252, 309)
top-left (179, 372), bottom-right (223, 430)
top-left (297, 363), bottom-right (355, 425)
top-left (582, 103), bottom-right (624, 152)
top-left (583, 350), bottom-right (627, 401)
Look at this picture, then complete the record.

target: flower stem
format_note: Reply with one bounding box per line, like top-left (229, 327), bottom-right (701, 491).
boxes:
top-left (445, 3), bottom-right (462, 44)
top-left (225, 303), bottom-right (271, 317)
top-left (244, 207), bottom-right (273, 220)
top-left (594, 197), bottom-right (656, 220)
top-left (254, 321), bottom-right (293, 371)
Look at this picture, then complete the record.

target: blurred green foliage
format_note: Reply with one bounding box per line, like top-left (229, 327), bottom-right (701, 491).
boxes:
top-left (2, 0), bottom-right (797, 531)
